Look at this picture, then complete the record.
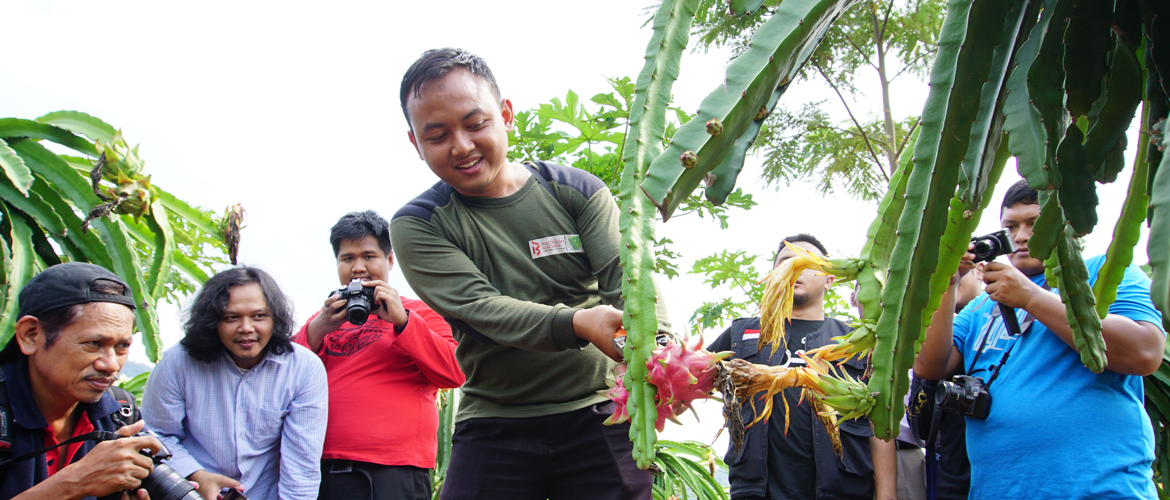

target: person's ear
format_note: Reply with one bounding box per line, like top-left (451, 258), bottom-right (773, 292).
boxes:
top-left (407, 131), bottom-right (424, 160)
top-left (500, 98), bottom-right (515, 133)
top-left (14, 316), bottom-right (41, 355)
top-left (387, 250), bottom-right (395, 271)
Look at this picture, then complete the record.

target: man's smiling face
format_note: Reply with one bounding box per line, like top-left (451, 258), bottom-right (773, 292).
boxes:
top-left (406, 68), bottom-right (515, 198)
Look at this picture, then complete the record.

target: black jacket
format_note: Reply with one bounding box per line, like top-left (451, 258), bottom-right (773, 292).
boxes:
top-left (0, 357), bottom-right (130, 500)
top-left (709, 317), bottom-right (875, 500)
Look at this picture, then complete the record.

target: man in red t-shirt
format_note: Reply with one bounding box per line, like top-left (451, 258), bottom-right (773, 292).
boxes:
top-left (295, 211), bottom-right (464, 500)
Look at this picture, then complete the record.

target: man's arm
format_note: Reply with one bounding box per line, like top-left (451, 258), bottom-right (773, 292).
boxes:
top-left (914, 280), bottom-right (967, 380)
top-left (12, 421), bottom-right (161, 500)
top-left (391, 215), bottom-right (612, 354)
top-left (575, 187), bottom-right (672, 334)
top-left (390, 303), bottom-right (465, 388)
top-left (277, 352), bottom-right (329, 500)
top-left (869, 436), bottom-right (897, 500)
top-left (298, 296), bottom-right (346, 353)
top-left (983, 262), bottom-right (1165, 376)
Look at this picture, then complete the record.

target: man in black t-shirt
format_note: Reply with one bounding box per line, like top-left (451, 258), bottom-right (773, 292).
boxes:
top-left (708, 234), bottom-right (896, 500)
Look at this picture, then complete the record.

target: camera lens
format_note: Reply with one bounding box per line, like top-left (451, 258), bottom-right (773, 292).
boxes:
top-left (346, 295), bottom-right (371, 325)
top-left (972, 238), bottom-right (997, 260)
top-left (936, 380), bottom-right (966, 412)
top-left (140, 463), bottom-right (202, 500)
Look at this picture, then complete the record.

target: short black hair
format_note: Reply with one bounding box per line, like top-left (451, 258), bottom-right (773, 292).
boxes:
top-left (399, 47), bottom-right (502, 127)
top-left (39, 279), bottom-right (132, 349)
top-left (181, 266), bottom-right (295, 364)
top-left (330, 211), bottom-right (392, 257)
top-left (1000, 179), bottom-right (1039, 215)
top-left (779, 233), bottom-right (829, 258)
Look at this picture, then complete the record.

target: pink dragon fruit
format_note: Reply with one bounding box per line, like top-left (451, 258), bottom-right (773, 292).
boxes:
top-left (601, 363), bottom-right (631, 425)
top-left (603, 336), bottom-right (732, 431)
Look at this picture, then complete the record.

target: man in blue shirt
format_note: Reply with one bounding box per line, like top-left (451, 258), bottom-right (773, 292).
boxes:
top-left (142, 267), bottom-right (328, 500)
top-left (915, 180), bottom-right (1165, 499)
top-left (1, 263), bottom-right (165, 500)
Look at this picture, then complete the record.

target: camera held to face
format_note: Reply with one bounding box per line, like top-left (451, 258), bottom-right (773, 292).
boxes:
top-left (333, 278), bottom-right (379, 325)
top-left (98, 432), bottom-right (203, 500)
top-left (970, 229), bottom-right (1015, 264)
top-left (936, 374), bottom-right (992, 420)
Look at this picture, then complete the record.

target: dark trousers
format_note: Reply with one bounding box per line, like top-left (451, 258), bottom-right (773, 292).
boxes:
top-left (319, 459), bottom-right (431, 500)
top-left (439, 401), bottom-right (652, 500)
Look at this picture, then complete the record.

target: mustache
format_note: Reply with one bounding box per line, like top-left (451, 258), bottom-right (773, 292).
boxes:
top-left (83, 372), bottom-right (117, 383)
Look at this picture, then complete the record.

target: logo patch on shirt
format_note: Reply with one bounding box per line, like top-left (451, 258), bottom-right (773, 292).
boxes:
top-left (529, 234), bottom-right (584, 259)
top-left (742, 329), bottom-right (760, 340)
top-left (324, 327), bottom-right (384, 357)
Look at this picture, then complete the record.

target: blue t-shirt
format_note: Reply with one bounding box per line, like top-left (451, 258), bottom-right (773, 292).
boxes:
top-left (952, 255), bottom-right (1163, 500)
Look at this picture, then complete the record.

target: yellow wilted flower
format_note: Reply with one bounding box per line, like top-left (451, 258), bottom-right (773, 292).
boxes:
top-left (758, 241), bottom-right (832, 357)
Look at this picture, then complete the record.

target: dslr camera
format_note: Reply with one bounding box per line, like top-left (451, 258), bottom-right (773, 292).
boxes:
top-left (332, 278), bottom-right (379, 325)
top-left (970, 229), bottom-right (1014, 263)
top-left (936, 374), bottom-right (992, 420)
top-left (98, 432), bottom-right (203, 500)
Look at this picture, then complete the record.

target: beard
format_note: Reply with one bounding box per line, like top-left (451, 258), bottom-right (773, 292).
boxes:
top-left (792, 292), bottom-right (809, 308)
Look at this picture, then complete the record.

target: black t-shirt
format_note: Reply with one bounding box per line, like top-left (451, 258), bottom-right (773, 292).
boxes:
top-left (765, 319), bottom-right (824, 500)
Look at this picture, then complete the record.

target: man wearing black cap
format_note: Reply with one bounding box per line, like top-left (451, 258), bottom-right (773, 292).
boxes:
top-left (0, 262), bottom-right (164, 500)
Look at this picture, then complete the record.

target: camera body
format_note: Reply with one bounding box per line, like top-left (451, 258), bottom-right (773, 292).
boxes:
top-left (970, 229), bottom-right (1014, 263)
top-left (333, 278), bottom-right (379, 325)
top-left (98, 432), bottom-right (203, 500)
top-left (936, 374), bottom-right (992, 420)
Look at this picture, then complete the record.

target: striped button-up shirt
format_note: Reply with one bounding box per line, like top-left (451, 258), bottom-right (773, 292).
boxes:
top-left (142, 343), bottom-right (328, 500)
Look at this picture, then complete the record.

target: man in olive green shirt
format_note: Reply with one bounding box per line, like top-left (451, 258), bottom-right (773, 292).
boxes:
top-left (391, 48), bottom-right (664, 499)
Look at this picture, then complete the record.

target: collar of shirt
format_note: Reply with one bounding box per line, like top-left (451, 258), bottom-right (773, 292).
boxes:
top-left (42, 412), bottom-right (94, 476)
top-left (220, 347), bottom-right (291, 372)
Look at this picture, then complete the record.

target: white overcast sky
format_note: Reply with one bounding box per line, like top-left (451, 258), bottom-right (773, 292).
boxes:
top-left (1, 0), bottom-right (1149, 446)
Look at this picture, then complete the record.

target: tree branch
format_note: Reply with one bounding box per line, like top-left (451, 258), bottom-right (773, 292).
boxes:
top-left (814, 60), bottom-right (885, 172)
top-left (811, 123), bottom-right (874, 140)
top-left (879, 0), bottom-right (897, 40)
top-left (843, 34), bottom-right (878, 70)
top-left (893, 116), bottom-right (922, 162)
top-left (890, 52), bottom-right (930, 82)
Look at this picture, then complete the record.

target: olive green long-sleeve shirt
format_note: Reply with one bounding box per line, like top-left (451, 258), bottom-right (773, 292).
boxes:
top-left (391, 162), bottom-right (669, 421)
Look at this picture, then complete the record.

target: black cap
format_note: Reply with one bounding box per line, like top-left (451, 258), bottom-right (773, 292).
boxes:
top-left (0, 262), bottom-right (136, 361)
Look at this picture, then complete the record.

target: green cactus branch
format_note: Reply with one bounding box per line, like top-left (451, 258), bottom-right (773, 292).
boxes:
top-left (640, 0), bottom-right (862, 222)
top-left (618, 0), bottom-right (700, 469)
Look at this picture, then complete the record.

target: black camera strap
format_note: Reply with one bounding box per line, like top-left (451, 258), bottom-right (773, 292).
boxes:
top-left (966, 304), bottom-right (1034, 389)
top-left (0, 430), bottom-right (121, 468)
top-left (0, 369), bottom-right (138, 464)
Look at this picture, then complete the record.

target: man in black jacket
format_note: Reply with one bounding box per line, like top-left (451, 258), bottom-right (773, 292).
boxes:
top-left (0, 263), bottom-right (163, 500)
top-left (708, 234), bottom-right (896, 500)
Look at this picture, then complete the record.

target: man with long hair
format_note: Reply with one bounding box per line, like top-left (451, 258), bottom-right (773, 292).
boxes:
top-left (142, 267), bottom-right (328, 500)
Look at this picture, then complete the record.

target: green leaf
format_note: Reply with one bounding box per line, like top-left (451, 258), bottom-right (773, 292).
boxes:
top-left (0, 119), bottom-right (97, 156)
top-left (171, 251), bottom-right (210, 284)
top-left (1093, 100), bottom-right (1151, 317)
top-left (144, 200), bottom-right (176, 300)
top-left (26, 177), bottom-right (114, 268)
top-left (157, 189), bottom-right (224, 241)
top-left (115, 371), bottom-right (150, 405)
top-left (0, 203), bottom-right (36, 347)
top-left (35, 110), bottom-right (117, 144)
top-left (0, 138), bottom-right (34, 196)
